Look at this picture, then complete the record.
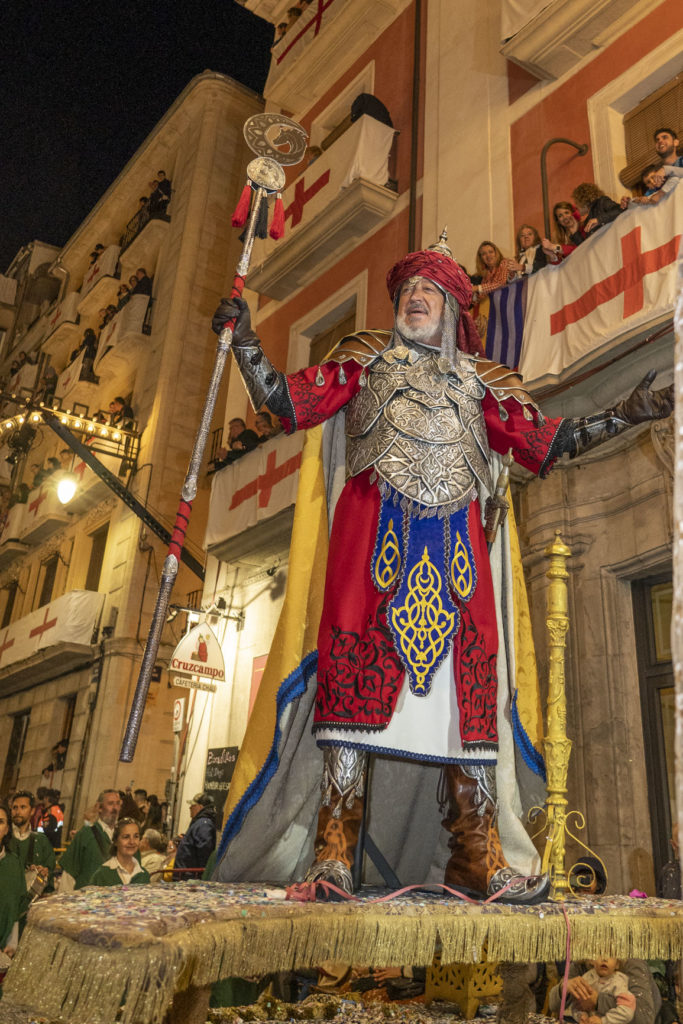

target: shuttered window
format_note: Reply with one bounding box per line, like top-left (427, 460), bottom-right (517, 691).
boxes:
top-left (620, 73), bottom-right (683, 188)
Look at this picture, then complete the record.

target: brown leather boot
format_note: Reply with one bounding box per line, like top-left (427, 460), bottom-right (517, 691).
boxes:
top-left (441, 764), bottom-right (549, 904)
top-left (304, 746), bottom-right (367, 893)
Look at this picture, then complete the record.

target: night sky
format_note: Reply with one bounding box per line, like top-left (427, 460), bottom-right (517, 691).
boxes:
top-left (1, 2), bottom-right (273, 272)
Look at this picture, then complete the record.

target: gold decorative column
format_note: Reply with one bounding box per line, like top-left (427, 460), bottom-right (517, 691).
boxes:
top-left (542, 530), bottom-right (572, 899)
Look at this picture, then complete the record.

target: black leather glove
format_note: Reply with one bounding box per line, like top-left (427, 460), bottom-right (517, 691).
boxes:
top-left (613, 369), bottom-right (674, 424)
top-left (211, 297), bottom-right (259, 346)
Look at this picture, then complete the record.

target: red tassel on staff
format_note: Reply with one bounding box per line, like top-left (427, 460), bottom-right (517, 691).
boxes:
top-left (269, 193), bottom-right (285, 240)
top-left (231, 181), bottom-right (252, 227)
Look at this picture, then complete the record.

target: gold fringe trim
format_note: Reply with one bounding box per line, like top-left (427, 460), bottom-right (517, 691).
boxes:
top-left (5, 907), bottom-right (683, 1023)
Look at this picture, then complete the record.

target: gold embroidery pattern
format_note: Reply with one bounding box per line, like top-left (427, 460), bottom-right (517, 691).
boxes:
top-left (451, 530), bottom-right (473, 599)
top-left (390, 546), bottom-right (455, 695)
top-left (374, 517), bottom-right (401, 590)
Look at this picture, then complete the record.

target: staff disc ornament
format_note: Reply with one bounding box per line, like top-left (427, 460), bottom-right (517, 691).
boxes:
top-left (244, 113), bottom-right (308, 165)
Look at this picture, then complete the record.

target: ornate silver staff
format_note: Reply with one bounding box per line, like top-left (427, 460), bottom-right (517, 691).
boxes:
top-left (120, 114), bottom-right (308, 762)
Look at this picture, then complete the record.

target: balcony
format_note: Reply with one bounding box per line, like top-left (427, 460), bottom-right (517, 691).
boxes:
top-left (485, 185), bottom-right (680, 417)
top-left (41, 292), bottom-right (82, 367)
top-left (205, 432), bottom-right (303, 564)
top-left (93, 293), bottom-right (150, 388)
top-left (263, 0), bottom-right (411, 110)
top-left (0, 589), bottom-right (104, 696)
top-left (247, 115), bottom-right (397, 300)
top-left (77, 245), bottom-right (121, 320)
top-left (19, 483), bottom-right (70, 544)
top-left (119, 203), bottom-right (170, 261)
top-left (0, 504), bottom-right (29, 569)
top-left (62, 450), bottom-right (123, 515)
top-left (501, 0), bottom-right (658, 81)
top-left (0, 275), bottom-right (18, 307)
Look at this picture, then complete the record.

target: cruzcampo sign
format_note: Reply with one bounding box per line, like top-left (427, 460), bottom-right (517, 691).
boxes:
top-left (169, 621), bottom-right (226, 693)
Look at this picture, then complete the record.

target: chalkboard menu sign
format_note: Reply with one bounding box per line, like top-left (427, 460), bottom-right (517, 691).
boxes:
top-left (203, 746), bottom-right (239, 819)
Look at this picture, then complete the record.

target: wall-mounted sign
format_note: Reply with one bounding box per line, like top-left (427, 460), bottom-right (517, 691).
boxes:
top-left (169, 621), bottom-right (226, 693)
top-left (172, 698), bottom-right (185, 734)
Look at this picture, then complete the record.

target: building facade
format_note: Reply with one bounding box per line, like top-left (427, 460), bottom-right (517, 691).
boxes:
top-left (0, 72), bottom-right (262, 833)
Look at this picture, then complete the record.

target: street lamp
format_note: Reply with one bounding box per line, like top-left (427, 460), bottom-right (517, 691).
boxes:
top-left (56, 471), bottom-right (78, 505)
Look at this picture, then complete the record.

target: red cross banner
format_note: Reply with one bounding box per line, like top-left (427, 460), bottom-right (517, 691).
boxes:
top-left (0, 590), bottom-right (104, 671)
top-left (204, 432), bottom-right (304, 547)
top-left (519, 185), bottom-right (683, 386)
top-left (55, 347), bottom-right (86, 401)
top-left (79, 244), bottom-right (121, 300)
top-left (46, 291), bottom-right (80, 337)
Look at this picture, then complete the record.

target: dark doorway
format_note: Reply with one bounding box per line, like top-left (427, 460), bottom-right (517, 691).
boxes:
top-left (632, 573), bottom-right (674, 880)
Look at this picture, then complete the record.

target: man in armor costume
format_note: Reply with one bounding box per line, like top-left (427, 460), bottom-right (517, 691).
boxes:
top-left (212, 235), bottom-right (672, 903)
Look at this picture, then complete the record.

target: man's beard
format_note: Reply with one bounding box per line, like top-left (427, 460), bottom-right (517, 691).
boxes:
top-left (395, 311), bottom-right (441, 348)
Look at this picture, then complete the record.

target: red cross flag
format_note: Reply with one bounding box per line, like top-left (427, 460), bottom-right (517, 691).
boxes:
top-left (519, 188), bottom-right (683, 386)
top-left (205, 433), bottom-right (303, 547)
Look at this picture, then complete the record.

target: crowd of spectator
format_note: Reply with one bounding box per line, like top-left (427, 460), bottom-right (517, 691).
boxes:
top-left (0, 777), bottom-right (223, 964)
top-left (212, 411), bottom-right (282, 471)
top-left (271, 0), bottom-right (313, 49)
top-left (468, 126), bottom-right (683, 340)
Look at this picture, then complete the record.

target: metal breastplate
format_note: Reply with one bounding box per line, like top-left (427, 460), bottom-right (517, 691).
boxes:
top-left (346, 347), bottom-right (493, 510)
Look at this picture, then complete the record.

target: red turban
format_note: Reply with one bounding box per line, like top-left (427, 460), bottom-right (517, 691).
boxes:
top-left (386, 250), bottom-right (482, 356)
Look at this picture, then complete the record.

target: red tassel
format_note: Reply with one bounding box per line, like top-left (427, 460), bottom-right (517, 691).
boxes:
top-left (231, 182), bottom-right (252, 228)
top-left (269, 194), bottom-right (285, 240)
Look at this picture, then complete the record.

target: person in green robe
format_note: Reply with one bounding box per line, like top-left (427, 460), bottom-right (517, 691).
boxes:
top-left (8, 790), bottom-right (56, 935)
top-left (0, 800), bottom-right (26, 956)
top-left (89, 818), bottom-right (150, 886)
top-left (58, 788), bottom-right (122, 890)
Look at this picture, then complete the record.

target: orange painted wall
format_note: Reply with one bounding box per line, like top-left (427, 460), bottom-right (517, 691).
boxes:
top-left (509, 0), bottom-right (683, 238)
top-left (281, 2), bottom-right (422, 195)
top-left (250, 0), bottom-right (426, 386)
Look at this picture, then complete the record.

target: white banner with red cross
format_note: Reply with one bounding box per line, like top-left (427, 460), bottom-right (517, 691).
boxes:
top-left (0, 590), bottom-right (105, 671)
top-left (518, 184), bottom-right (683, 386)
top-left (80, 245), bottom-right (121, 299)
top-left (55, 348), bottom-right (86, 400)
top-left (45, 291), bottom-right (80, 338)
top-left (205, 433), bottom-right (303, 547)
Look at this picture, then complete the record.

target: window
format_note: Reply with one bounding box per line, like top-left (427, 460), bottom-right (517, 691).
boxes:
top-left (60, 694), bottom-right (77, 747)
top-left (37, 554), bottom-right (59, 609)
top-left (85, 523), bottom-right (109, 592)
top-left (1, 709), bottom-right (30, 795)
top-left (308, 309), bottom-right (357, 367)
top-left (620, 72), bottom-right (683, 188)
top-left (632, 574), bottom-right (674, 880)
top-left (0, 581), bottom-right (18, 629)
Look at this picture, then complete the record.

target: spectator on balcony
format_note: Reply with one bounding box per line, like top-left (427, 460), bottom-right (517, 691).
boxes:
top-left (137, 196), bottom-right (148, 213)
top-left (471, 241), bottom-right (522, 302)
top-left (571, 182), bottom-right (622, 236)
top-left (89, 243), bottom-right (105, 266)
top-left (515, 224), bottom-right (550, 274)
top-left (541, 202), bottom-right (584, 262)
top-left (36, 363), bottom-right (58, 404)
top-left (214, 417), bottom-right (259, 468)
top-left (116, 283), bottom-right (130, 310)
top-left (653, 127), bottom-right (683, 168)
top-left (132, 267), bottom-right (153, 296)
top-left (256, 411), bottom-right (281, 442)
top-left (78, 328), bottom-right (99, 383)
top-left (30, 462), bottom-right (47, 488)
top-left (621, 163), bottom-right (683, 208)
top-left (156, 170), bottom-right (172, 200)
top-left (272, 21), bottom-right (288, 47)
top-left (286, 5), bottom-right (302, 28)
top-left (109, 397), bottom-right (135, 429)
